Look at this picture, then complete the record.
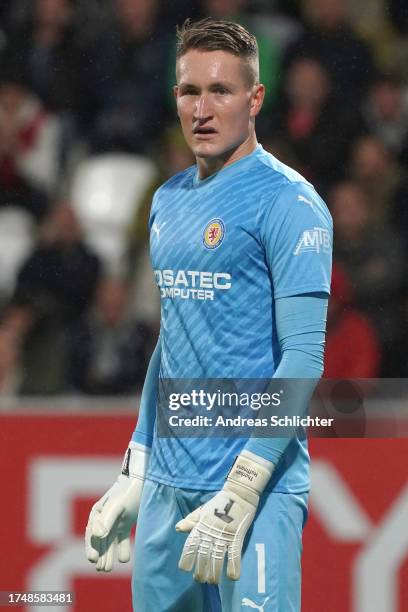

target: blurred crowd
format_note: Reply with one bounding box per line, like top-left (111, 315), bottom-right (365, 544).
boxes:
top-left (0, 0), bottom-right (407, 396)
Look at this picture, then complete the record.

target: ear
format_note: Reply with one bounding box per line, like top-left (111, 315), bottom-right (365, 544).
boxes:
top-left (249, 83), bottom-right (265, 118)
top-left (173, 85), bottom-right (180, 117)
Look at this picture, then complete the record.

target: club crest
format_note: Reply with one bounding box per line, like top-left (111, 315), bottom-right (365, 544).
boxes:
top-left (203, 218), bottom-right (225, 250)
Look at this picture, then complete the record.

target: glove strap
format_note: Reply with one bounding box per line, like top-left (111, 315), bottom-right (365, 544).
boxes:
top-left (226, 452), bottom-right (274, 501)
top-left (121, 441), bottom-right (151, 480)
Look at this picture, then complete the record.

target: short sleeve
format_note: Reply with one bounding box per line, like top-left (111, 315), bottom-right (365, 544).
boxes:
top-left (260, 182), bottom-right (333, 298)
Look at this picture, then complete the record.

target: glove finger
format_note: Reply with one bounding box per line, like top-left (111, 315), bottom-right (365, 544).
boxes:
top-left (178, 530), bottom-right (199, 573)
top-left (207, 540), bottom-right (226, 585)
top-left (226, 538), bottom-right (243, 580)
top-left (85, 505), bottom-right (103, 560)
top-left (175, 506), bottom-right (202, 533)
top-left (92, 499), bottom-right (124, 539)
top-left (92, 496), bottom-right (107, 514)
top-left (96, 535), bottom-right (107, 571)
top-left (103, 537), bottom-right (116, 572)
top-left (85, 518), bottom-right (99, 563)
top-left (86, 547), bottom-right (99, 563)
top-left (117, 532), bottom-right (131, 563)
top-left (194, 534), bottom-right (213, 583)
top-left (99, 522), bottom-right (120, 572)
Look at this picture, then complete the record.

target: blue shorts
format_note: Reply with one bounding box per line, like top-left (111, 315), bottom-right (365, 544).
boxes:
top-left (132, 480), bottom-right (308, 612)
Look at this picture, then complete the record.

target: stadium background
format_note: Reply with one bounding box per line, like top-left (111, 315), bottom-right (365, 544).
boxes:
top-left (0, 0), bottom-right (407, 610)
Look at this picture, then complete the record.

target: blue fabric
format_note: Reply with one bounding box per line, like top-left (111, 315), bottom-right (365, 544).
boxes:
top-left (150, 144), bottom-right (331, 379)
top-left (131, 337), bottom-right (161, 448)
top-left (133, 480), bottom-right (307, 612)
top-left (137, 144), bottom-right (332, 492)
top-left (133, 481), bottom-right (221, 612)
top-left (245, 294), bottom-right (328, 466)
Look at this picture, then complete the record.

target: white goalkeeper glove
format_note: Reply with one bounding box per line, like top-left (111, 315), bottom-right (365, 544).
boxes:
top-left (176, 450), bottom-right (274, 584)
top-left (85, 441), bottom-right (150, 572)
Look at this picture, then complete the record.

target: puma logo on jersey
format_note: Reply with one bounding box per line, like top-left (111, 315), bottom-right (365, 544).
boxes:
top-left (241, 595), bottom-right (270, 611)
top-left (297, 194), bottom-right (314, 207)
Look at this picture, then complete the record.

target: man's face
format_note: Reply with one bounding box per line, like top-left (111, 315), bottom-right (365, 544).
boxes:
top-left (175, 50), bottom-right (263, 160)
top-left (330, 184), bottom-right (369, 239)
top-left (35, 0), bottom-right (73, 27)
top-left (114, 0), bottom-right (158, 33)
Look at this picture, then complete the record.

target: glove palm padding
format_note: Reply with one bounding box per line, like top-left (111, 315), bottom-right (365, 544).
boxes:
top-left (176, 484), bottom-right (258, 584)
top-left (176, 452), bottom-right (274, 584)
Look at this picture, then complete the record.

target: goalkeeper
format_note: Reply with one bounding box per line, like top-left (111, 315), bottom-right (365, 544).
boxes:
top-left (85, 17), bottom-right (332, 612)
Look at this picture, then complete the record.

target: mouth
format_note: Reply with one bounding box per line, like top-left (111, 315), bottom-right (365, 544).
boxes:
top-left (192, 126), bottom-right (217, 137)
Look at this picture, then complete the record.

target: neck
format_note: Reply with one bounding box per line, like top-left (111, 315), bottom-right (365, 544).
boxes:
top-left (196, 132), bottom-right (258, 179)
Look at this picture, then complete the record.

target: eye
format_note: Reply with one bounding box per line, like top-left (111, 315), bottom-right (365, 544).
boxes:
top-left (215, 87), bottom-right (229, 95)
top-left (181, 87), bottom-right (199, 96)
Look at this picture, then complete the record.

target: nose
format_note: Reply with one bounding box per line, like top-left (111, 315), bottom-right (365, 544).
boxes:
top-left (193, 94), bottom-right (213, 122)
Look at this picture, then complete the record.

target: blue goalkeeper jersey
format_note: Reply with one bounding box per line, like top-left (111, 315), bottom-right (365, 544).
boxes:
top-left (147, 144), bottom-right (332, 492)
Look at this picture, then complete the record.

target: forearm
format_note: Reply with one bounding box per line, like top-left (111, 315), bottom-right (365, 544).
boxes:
top-left (131, 336), bottom-right (161, 448)
top-left (245, 294), bottom-right (328, 464)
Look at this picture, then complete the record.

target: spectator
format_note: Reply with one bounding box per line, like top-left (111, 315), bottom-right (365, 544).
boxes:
top-left (0, 324), bottom-right (23, 396)
top-left (267, 57), bottom-right (362, 192)
top-left (324, 262), bottom-right (380, 378)
top-left (330, 180), bottom-right (404, 372)
top-left (0, 301), bottom-right (34, 395)
top-left (15, 201), bottom-right (100, 322)
top-left (0, 67), bottom-right (61, 220)
top-left (83, 0), bottom-right (172, 153)
top-left (362, 74), bottom-right (408, 165)
top-left (3, 0), bottom-right (84, 115)
top-left (285, 0), bottom-right (376, 104)
top-left (350, 135), bottom-right (408, 232)
top-left (69, 277), bottom-right (153, 394)
top-left (12, 201), bottom-right (101, 393)
top-left (348, 1), bottom-right (401, 73)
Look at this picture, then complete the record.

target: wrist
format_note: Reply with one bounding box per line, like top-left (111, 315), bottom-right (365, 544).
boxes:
top-left (224, 451), bottom-right (274, 504)
top-left (121, 441), bottom-right (151, 481)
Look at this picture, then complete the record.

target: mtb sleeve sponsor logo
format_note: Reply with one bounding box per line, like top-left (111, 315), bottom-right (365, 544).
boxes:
top-left (293, 227), bottom-right (331, 255)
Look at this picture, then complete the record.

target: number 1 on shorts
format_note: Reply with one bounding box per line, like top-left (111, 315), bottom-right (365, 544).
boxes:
top-left (255, 543), bottom-right (266, 593)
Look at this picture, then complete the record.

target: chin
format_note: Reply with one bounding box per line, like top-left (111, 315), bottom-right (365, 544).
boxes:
top-left (192, 142), bottom-right (225, 159)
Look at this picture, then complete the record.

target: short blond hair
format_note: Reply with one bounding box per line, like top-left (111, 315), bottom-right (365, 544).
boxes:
top-left (176, 18), bottom-right (259, 86)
